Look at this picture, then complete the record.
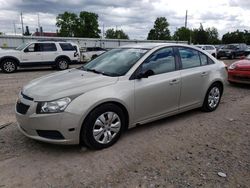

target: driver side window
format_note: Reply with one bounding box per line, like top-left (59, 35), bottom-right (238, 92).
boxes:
top-left (141, 47), bottom-right (176, 75)
top-left (25, 43), bottom-right (41, 52)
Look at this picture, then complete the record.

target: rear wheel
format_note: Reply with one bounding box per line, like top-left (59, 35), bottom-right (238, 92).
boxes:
top-left (1, 59), bottom-right (17, 73)
top-left (56, 58), bottom-right (69, 70)
top-left (202, 83), bottom-right (222, 112)
top-left (91, 54), bottom-right (98, 60)
top-left (81, 103), bottom-right (125, 149)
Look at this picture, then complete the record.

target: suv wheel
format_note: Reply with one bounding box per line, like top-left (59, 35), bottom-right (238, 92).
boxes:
top-left (91, 55), bottom-right (98, 60)
top-left (56, 58), bottom-right (69, 70)
top-left (202, 83), bottom-right (222, 112)
top-left (1, 59), bottom-right (17, 73)
top-left (81, 103), bottom-right (125, 149)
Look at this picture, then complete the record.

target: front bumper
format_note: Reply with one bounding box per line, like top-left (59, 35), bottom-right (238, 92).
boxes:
top-left (228, 69), bottom-right (250, 84)
top-left (15, 93), bottom-right (82, 145)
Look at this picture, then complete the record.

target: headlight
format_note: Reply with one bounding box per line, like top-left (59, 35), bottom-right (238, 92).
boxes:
top-left (228, 63), bottom-right (236, 70)
top-left (37, 97), bottom-right (71, 114)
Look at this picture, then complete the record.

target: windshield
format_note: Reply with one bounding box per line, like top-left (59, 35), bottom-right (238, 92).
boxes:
top-left (81, 48), bottom-right (148, 76)
top-left (16, 43), bottom-right (28, 51)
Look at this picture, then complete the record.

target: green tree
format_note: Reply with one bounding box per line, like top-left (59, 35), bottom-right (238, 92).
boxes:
top-left (192, 24), bottom-right (208, 44)
top-left (206, 27), bottom-right (220, 44)
top-left (147, 17), bottom-right (171, 40)
top-left (56, 11), bottom-right (78, 37)
top-left (56, 11), bottom-right (101, 38)
top-left (78, 11), bottom-right (101, 38)
top-left (222, 30), bottom-right (246, 44)
top-left (105, 28), bottom-right (129, 39)
top-left (173, 27), bottom-right (192, 42)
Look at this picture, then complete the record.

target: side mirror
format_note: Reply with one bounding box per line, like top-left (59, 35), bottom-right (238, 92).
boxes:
top-left (24, 48), bottom-right (29, 53)
top-left (136, 70), bottom-right (154, 79)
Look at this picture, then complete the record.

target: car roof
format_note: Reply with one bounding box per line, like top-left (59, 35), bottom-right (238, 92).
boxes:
top-left (120, 43), bottom-right (190, 49)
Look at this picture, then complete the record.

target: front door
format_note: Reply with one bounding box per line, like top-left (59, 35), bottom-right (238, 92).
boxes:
top-left (21, 43), bottom-right (43, 65)
top-left (134, 47), bottom-right (181, 122)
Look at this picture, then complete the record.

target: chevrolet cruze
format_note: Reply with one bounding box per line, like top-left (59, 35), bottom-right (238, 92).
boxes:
top-left (16, 43), bottom-right (227, 149)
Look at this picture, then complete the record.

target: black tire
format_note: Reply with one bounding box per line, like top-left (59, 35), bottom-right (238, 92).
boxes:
top-left (56, 58), bottom-right (69, 70)
top-left (81, 103), bottom-right (125, 150)
top-left (202, 83), bottom-right (222, 112)
top-left (1, 59), bottom-right (17, 73)
top-left (91, 55), bottom-right (98, 60)
top-left (229, 53), bottom-right (235, 59)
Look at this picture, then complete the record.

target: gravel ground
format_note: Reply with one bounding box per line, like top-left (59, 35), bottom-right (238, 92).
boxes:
top-left (0, 61), bottom-right (249, 188)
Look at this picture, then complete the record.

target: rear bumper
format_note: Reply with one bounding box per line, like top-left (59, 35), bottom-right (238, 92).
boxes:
top-left (228, 70), bottom-right (250, 84)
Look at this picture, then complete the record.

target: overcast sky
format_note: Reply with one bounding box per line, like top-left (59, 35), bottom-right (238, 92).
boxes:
top-left (0, 0), bottom-right (249, 39)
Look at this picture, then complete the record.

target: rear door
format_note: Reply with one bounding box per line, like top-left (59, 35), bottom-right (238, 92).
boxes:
top-left (134, 47), bottom-right (181, 122)
top-left (40, 43), bottom-right (58, 64)
top-left (177, 47), bottom-right (213, 110)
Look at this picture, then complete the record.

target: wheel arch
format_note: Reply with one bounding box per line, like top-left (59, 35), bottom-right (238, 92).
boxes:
top-left (0, 56), bottom-right (20, 66)
top-left (79, 100), bottom-right (130, 141)
top-left (209, 80), bottom-right (224, 95)
top-left (55, 55), bottom-right (71, 62)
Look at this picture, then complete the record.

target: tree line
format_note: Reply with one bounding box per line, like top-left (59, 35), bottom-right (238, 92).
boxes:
top-left (55, 11), bottom-right (250, 44)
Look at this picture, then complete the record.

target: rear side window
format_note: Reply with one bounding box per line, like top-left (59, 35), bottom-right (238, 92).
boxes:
top-left (41, 43), bottom-right (57, 51)
top-left (199, 52), bottom-right (208, 66)
top-left (142, 47), bottom-right (176, 75)
top-left (59, 43), bottom-right (75, 51)
top-left (178, 47), bottom-right (200, 69)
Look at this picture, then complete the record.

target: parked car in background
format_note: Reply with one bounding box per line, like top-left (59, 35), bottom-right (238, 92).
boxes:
top-left (82, 47), bottom-right (107, 62)
top-left (228, 54), bottom-right (250, 84)
top-left (16, 43), bottom-right (227, 149)
top-left (217, 43), bottom-right (248, 59)
top-left (195, 45), bottom-right (217, 57)
top-left (0, 41), bottom-right (80, 73)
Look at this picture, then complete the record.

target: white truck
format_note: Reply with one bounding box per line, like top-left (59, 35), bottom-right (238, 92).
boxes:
top-left (0, 41), bottom-right (80, 73)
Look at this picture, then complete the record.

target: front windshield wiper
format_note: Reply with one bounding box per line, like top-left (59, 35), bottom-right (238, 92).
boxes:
top-left (79, 66), bottom-right (121, 77)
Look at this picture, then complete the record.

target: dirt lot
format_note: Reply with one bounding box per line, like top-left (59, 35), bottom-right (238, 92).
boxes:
top-left (0, 61), bottom-right (249, 188)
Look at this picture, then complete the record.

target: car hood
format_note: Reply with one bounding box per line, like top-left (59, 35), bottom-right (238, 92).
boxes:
top-left (235, 59), bottom-right (250, 70)
top-left (0, 49), bottom-right (19, 54)
top-left (22, 68), bottom-right (118, 101)
top-left (218, 49), bottom-right (232, 52)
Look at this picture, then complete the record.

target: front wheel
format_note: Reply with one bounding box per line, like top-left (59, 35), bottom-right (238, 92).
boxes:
top-left (81, 103), bottom-right (125, 149)
top-left (56, 58), bottom-right (69, 70)
top-left (1, 59), bottom-right (17, 73)
top-left (202, 83), bottom-right (222, 112)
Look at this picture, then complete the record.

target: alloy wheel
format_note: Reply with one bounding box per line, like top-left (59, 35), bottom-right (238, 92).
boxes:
top-left (3, 61), bottom-right (15, 72)
top-left (93, 112), bottom-right (121, 144)
top-left (208, 87), bottom-right (220, 109)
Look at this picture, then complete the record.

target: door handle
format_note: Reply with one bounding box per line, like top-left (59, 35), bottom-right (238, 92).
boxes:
top-left (201, 72), bottom-right (208, 76)
top-left (169, 79), bottom-right (179, 85)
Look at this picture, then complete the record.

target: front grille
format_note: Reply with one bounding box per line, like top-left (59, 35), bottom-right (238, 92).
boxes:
top-left (21, 92), bottom-right (34, 101)
top-left (16, 102), bottom-right (30, 114)
top-left (36, 130), bottom-right (65, 140)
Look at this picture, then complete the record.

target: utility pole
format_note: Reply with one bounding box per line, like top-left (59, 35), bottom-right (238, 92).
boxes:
top-left (102, 23), bottom-right (105, 39)
top-left (37, 13), bottom-right (41, 36)
top-left (13, 21), bottom-right (16, 36)
top-left (20, 12), bottom-right (24, 35)
top-left (185, 10), bottom-right (188, 28)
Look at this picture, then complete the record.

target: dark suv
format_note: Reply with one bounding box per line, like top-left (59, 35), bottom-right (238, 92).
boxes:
top-left (217, 43), bottom-right (248, 59)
